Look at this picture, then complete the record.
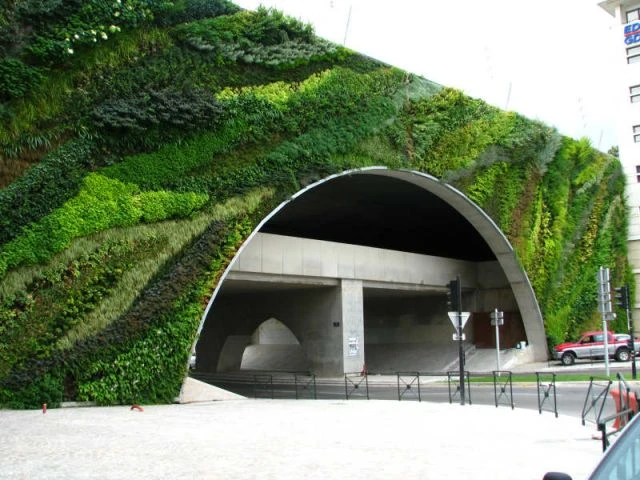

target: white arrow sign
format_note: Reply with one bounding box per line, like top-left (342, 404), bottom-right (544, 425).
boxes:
top-left (448, 312), bottom-right (471, 330)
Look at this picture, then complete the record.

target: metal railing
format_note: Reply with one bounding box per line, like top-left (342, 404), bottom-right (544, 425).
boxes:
top-left (447, 370), bottom-right (472, 405)
top-left (294, 372), bottom-right (317, 400)
top-left (581, 376), bottom-right (611, 426)
top-left (536, 372), bottom-right (558, 417)
top-left (345, 373), bottom-right (369, 400)
top-left (595, 373), bottom-right (639, 451)
top-left (189, 368), bottom-right (581, 417)
top-left (253, 374), bottom-right (274, 399)
top-left (597, 407), bottom-right (636, 452)
top-left (396, 372), bottom-right (421, 402)
top-left (493, 371), bottom-right (514, 409)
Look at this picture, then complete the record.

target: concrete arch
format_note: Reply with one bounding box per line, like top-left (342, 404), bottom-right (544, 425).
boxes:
top-left (194, 167), bottom-right (548, 369)
top-left (240, 317), bottom-right (310, 371)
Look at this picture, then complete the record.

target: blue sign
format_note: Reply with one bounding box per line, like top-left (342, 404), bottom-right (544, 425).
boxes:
top-left (625, 22), bottom-right (640, 45)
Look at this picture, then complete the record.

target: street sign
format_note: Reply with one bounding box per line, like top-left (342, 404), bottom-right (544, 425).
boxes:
top-left (490, 309), bottom-right (504, 326)
top-left (490, 308), bottom-right (504, 327)
top-left (491, 308), bottom-right (504, 372)
top-left (448, 311), bottom-right (471, 330)
top-left (452, 333), bottom-right (466, 341)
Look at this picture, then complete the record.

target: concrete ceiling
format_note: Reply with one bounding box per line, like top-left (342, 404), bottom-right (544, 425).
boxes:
top-left (261, 173), bottom-right (495, 261)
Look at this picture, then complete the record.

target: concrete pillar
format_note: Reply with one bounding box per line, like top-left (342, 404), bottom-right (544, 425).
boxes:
top-left (341, 279), bottom-right (365, 373)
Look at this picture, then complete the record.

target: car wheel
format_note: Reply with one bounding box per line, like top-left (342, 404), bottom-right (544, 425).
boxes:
top-left (561, 353), bottom-right (575, 366)
top-left (616, 348), bottom-right (631, 362)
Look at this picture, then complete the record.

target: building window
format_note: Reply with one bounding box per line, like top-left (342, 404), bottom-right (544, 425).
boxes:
top-left (628, 8), bottom-right (640, 22)
top-left (631, 85), bottom-right (640, 102)
top-left (629, 45), bottom-right (640, 63)
top-left (634, 125), bottom-right (640, 142)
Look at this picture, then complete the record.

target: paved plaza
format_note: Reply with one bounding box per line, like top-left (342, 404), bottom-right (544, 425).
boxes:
top-left (1, 396), bottom-right (605, 480)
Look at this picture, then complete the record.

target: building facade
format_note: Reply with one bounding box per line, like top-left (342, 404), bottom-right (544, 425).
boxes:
top-left (599, 0), bottom-right (640, 322)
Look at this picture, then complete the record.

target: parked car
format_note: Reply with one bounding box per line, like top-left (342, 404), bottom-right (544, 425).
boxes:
top-left (543, 412), bottom-right (640, 479)
top-left (553, 331), bottom-right (640, 366)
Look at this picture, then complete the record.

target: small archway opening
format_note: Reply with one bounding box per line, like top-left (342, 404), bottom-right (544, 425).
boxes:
top-left (240, 318), bottom-right (310, 371)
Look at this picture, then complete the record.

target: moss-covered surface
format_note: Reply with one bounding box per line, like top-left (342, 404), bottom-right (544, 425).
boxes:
top-left (0, 1), bottom-right (629, 407)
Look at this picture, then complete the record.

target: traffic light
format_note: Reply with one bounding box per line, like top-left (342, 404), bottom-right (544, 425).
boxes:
top-left (447, 278), bottom-right (461, 312)
top-left (615, 285), bottom-right (629, 310)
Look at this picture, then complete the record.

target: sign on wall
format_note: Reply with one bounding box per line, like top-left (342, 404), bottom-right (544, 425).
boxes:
top-left (348, 336), bottom-right (359, 356)
top-left (625, 22), bottom-right (640, 45)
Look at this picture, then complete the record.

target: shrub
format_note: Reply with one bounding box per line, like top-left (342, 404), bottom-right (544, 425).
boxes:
top-left (91, 87), bottom-right (225, 149)
top-left (0, 58), bottom-right (43, 100)
top-left (173, 7), bottom-right (314, 63)
top-left (138, 190), bottom-right (209, 222)
top-left (0, 138), bottom-right (96, 246)
top-left (0, 174), bottom-right (209, 275)
top-left (0, 238), bottom-right (158, 382)
top-left (16, 0), bottom-right (155, 64)
top-left (153, 0), bottom-right (239, 27)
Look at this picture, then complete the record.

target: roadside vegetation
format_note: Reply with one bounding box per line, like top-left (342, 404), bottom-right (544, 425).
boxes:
top-left (0, 0), bottom-right (630, 407)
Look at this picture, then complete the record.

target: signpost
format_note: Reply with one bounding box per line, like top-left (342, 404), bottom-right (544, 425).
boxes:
top-left (597, 266), bottom-right (614, 377)
top-left (490, 309), bottom-right (504, 372)
top-left (447, 275), bottom-right (469, 405)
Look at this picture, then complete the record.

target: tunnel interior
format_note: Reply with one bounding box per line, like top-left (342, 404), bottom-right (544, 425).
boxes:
top-left (195, 172), bottom-right (527, 376)
top-left (261, 174), bottom-right (495, 261)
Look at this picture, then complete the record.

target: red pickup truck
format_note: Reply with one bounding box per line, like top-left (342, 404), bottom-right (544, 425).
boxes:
top-left (553, 331), bottom-right (640, 366)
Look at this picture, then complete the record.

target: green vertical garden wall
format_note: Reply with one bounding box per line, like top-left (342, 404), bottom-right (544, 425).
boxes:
top-left (0, 0), bottom-right (629, 407)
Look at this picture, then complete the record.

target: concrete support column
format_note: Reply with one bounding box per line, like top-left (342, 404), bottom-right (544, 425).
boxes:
top-left (341, 279), bottom-right (365, 373)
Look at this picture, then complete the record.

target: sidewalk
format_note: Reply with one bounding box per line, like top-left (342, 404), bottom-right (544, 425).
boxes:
top-left (0, 398), bottom-right (604, 480)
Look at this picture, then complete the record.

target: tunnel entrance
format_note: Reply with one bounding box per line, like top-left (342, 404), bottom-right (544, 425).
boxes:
top-left (194, 168), bottom-right (545, 377)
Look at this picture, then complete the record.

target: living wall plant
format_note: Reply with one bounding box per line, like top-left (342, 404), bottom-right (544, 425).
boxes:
top-left (0, 0), bottom-right (629, 407)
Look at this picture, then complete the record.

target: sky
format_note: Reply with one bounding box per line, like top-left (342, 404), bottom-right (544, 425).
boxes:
top-left (234, 0), bottom-right (622, 152)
